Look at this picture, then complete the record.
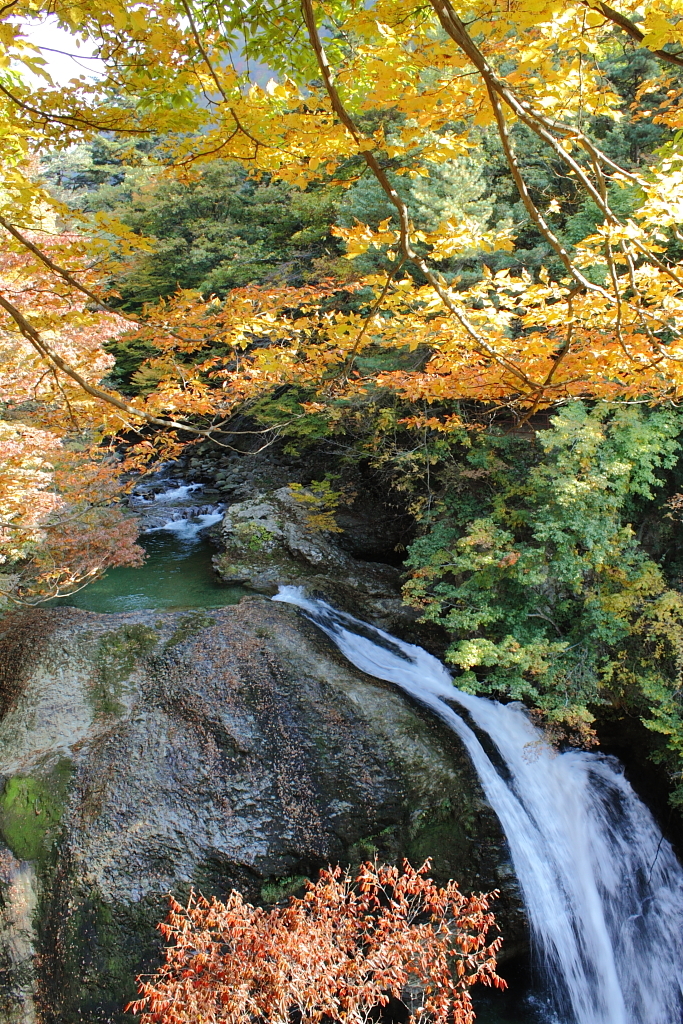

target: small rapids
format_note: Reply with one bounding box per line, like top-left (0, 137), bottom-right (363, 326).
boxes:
top-left (129, 478), bottom-right (224, 538)
top-left (51, 477), bottom-right (244, 612)
top-left (144, 511), bottom-right (224, 540)
top-left (274, 586), bottom-right (683, 1024)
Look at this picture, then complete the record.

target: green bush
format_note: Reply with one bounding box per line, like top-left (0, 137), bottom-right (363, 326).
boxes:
top-left (404, 404), bottom-right (683, 797)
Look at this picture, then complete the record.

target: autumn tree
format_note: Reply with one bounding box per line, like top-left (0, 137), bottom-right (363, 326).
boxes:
top-left (4, 0), bottom-right (683, 780)
top-left (127, 860), bottom-right (505, 1024)
top-left (4, 0), bottom-right (683, 433)
top-left (0, 230), bottom-right (146, 603)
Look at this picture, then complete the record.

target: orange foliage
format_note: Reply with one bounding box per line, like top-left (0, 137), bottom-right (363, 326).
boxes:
top-left (0, 234), bottom-right (144, 604)
top-left (6, 0), bottom-right (683, 598)
top-left (128, 860), bottom-right (505, 1024)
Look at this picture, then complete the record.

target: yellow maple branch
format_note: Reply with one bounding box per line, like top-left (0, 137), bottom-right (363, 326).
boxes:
top-left (580, 0), bottom-right (683, 69)
top-left (0, 288), bottom-right (212, 437)
top-left (300, 0), bottom-right (538, 396)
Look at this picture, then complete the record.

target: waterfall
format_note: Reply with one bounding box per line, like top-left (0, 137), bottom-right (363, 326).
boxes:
top-left (273, 586), bottom-right (683, 1024)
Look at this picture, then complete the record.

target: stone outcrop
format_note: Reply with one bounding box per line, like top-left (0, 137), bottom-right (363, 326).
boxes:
top-left (0, 598), bottom-right (525, 1023)
top-left (176, 439), bottom-right (415, 564)
top-left (214, 487), bottom-right (414, 630)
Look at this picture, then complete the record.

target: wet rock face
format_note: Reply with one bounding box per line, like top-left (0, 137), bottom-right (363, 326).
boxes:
top-left (214, 487), bottom-right (415, 631)
top-left (0, 599), bottom-right (526, 1024)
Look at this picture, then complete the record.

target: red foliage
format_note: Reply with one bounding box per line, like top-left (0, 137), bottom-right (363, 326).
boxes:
top-left (0, 233), bottom-right (145, 603)
top-left (128, 860), bottom-right (506, 1024)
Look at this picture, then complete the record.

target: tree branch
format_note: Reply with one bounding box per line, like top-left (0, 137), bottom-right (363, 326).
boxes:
top-left (483, 80), bottom-right (610, 297)
top-left (0, 82), bottom-right (147, 134)
top-left (581, 0), bottom-right (683, 68)
top-left (180, 0), bottom-right (229, 102)
top-left (0, 216), bottom-right (223, 350)
top-left (0, 289), bottom-right (211, 437)
top-left (300, 0), bottom-right (538, 394)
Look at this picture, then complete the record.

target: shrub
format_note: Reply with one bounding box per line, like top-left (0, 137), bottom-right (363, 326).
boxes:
top-left (127, 860), bottom-right (504, 1024)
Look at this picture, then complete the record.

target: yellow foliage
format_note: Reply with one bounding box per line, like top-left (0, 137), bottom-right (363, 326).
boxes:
top-left (2, 0), bottom-right (683, 597)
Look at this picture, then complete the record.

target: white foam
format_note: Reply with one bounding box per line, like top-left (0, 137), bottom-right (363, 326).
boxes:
top-left (152, 483), bottom-right (203, 503)
top-left (146, 512), bottom-right (223, 540)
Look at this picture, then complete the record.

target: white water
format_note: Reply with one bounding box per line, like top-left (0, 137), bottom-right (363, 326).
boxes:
top-left (130, 481), bottom-right (204, 505)
top-left (129, 477), bottom-right (224, 539)
top-left (151, 482), bottom-right (204, 503)
top-left (273, 587), bottom-right (683, 1024)
top-left (145, 511), bottom-right (224, 540)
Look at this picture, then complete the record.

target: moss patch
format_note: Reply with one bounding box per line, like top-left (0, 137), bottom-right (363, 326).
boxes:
top-left (0, 760), bottom-right (72, 861)
top-left (40, 887), bottom-right (167, 1024)
top-left (92, 624), bottom-right (158, 716)
top-left (234, 522), bottom-right (277, 552)
top-left (406, 798), bottom-right (475, 882)
top-left (260, 874), bottom-right (309, 904)
top-left (348, 825), bottom-right (401, 865)
top-left (165, 612), bottom-right (216, 648)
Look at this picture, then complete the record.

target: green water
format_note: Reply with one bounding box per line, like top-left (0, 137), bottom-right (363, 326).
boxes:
top-left (49, 531), bottom-right (249, 613)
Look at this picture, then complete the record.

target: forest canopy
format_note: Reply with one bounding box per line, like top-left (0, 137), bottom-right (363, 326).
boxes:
top-left (6, 0), bottom-right (683, 433)
top-left (5, 0), bottom-right (683, 795)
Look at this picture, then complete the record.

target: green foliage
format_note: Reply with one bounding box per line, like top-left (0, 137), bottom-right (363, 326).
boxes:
top-left (45, 148), bottom-right (344, 309)
top-left (404, 405), bottom-right (683, 766)
top-left (288, 478), bottom-right (346, 533)
top-left (260, 874), bottom-right (309, 904)
top-left (337, 155), bottom-right (496, 279)
top-left (114, 164), bottom-right (341, 305)
top-left (42, 137), bottom-right (157, 212)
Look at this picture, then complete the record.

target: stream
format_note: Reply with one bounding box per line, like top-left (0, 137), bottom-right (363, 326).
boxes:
top-left (52, 479), bottom-right (683, 1022)
top-left (50, 478), bottom-right (248, 613)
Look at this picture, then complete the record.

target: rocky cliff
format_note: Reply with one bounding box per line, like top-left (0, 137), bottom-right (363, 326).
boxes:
top-left (0, 597), bottom-right (525, 1023)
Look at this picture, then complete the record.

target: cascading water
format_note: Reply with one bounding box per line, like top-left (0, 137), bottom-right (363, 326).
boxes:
top-left (273, 586), bottom-right (683, 1024)
top-left (129, 479), bottom-right (224, 538)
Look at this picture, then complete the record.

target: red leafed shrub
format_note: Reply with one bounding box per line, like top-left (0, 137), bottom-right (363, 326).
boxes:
top-left (127, 859), bottom-right (506, 1024)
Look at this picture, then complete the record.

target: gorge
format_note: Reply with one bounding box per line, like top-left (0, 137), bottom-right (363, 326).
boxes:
top-left (1, 474), bottom-right (682, 1023)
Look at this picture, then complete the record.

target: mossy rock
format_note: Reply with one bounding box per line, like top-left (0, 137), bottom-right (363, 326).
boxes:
top-left (260, 874), bottom-right (309, 904)
top-left (0, 601), bottom-right (526, 1021)
top-left (233, 521), bottom-right (279, 552)
top-left (165, 612), bottom-right (216, 648)
top-left (406, 799), bottom-right (475, 877)
top-left (0, 760), bottom-right (72, 862)
top-left (91, 624), bottom-right (158, 717)
top-left (39, 887), bottom-right (167, 1024)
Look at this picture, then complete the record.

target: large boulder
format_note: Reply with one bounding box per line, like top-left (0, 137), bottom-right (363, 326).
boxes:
top-left (213, 487), bottom-right (413, 629)
top-left (0, 598), bottom-right (525, 1024)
